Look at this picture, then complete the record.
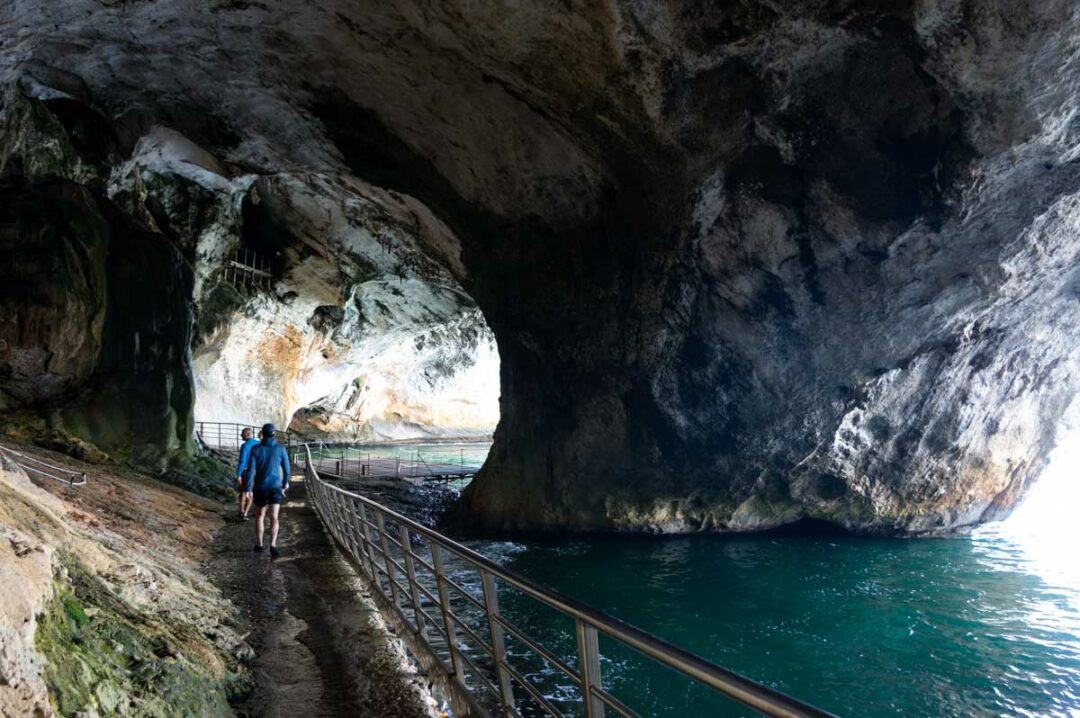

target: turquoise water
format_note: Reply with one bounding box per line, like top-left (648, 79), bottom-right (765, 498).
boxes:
top-left (468, 523), bottom-right (1080, 717)
top-left (318, 441), bottom-right (492, 468)
top-left (342, 440), bottom-right (1080, 716)
top-left (453, 457), bottom-right (1080, 717)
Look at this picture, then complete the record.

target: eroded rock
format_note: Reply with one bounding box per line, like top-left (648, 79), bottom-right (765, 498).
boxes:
top-left (0, 449), bottom-right (251, 717)
top-left (2, 0), bottom-right (1079, 533)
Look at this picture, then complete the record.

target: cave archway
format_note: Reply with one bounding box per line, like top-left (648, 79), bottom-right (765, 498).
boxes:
top-left (186, 166), bottom-right (503, 446)
top-left (3, 1), bottom-right (1080, 536)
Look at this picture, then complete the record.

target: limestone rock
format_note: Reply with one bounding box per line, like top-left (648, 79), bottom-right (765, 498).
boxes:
top-left (0, 521), bottom-right (54, 718)
top-left (187, 171), bottom-right (500, 439)
top-left (0, 448), bottom-right (250, 716)
top-left (2, 0), bottom-right (1079, 533)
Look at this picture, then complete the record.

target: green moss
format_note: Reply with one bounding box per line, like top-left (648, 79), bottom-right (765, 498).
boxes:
top-left (62, 595), bottom-right (88, 629)
top-left (0, 411), bottom-right (49, 442)
top-left (35, 556), bottom-right (236, 717)
top-left (814, 497), bottom-right (876, 527)
top-left (161, 451), bottom-right (234, 500)
top-left (0, 412), bottom-right (111, 463)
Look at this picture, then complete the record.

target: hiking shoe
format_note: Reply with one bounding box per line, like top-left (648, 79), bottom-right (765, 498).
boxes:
top-left (270, 546), bottom-right (280, 558)
top-left (253, 545), bottom-right (263, 553)
top-left (241, 515), bottom-right (250, 522)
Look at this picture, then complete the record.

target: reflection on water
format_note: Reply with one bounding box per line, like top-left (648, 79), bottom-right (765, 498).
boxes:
top-left (979, 436), bottom-right (1080, 611)
top-left (465, 485), bottom-right (1080, 717)
top-left (356, 438), bottom-right (1080, 716)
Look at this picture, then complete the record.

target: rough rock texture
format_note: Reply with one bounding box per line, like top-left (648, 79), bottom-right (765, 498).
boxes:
top-left (0, 85), bottom-right (197, 471)
top-left (3, 0), bottom-right (1080, 533)
top-left (0, 458), bottom-right (56, 717)
top-left (0, 73), bottom-right (499, 455)
top-left (186, 172), bottom-right (500, 441)
top-left (0, 448), bottom-right (251, 717)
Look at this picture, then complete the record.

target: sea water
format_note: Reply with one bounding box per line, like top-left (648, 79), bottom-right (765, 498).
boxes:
top-left (351, 441), bottom-right (1080, 716)
top-left (469, 521), bottom-right (1080, 717)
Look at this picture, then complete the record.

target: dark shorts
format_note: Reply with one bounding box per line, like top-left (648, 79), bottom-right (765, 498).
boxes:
top-left (253, 488), bottom-right (284, 507)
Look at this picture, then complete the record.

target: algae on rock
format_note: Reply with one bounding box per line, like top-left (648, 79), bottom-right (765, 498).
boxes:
top-left (36, 556), bottom-right (240, 718)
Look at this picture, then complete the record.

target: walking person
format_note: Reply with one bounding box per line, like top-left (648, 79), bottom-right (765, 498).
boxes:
top-left (236, 427), bottom-right (259, 521)
top-left (241, 423), bottom-right (291, 557)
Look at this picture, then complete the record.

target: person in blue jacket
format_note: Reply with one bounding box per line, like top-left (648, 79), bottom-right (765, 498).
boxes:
top-left (242, 423), bottom-right (291, 557)
top-left (236, 427), bottom-right (259, 521)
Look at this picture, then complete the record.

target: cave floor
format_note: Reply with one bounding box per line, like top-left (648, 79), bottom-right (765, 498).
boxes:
top-left (207, 482), bottom-right (440, 718)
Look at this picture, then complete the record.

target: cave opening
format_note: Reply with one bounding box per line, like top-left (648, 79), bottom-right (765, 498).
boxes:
top-left (191, 172), bottom-right (502, 456)
top-left (980, 399), bottom-right (1080, 593)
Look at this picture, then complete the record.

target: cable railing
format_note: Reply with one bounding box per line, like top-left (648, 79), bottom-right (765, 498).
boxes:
top-left (0, 442), bottom-right (88, 487)
top-left (303, 445), bottom-right (837, 718)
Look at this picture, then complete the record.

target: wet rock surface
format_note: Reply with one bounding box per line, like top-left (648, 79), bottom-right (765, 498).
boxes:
top-left (209, 483), bottom-right (439, 718)
top-left (3, 1), bottom-right (1080, 533)
top-left (0, 444), bottom-right (249, 717)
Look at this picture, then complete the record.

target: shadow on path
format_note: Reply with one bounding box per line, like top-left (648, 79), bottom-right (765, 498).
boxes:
top-left (207, 484), bottom-right (439, 718)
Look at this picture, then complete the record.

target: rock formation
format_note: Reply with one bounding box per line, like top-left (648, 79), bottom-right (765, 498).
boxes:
top-left (2, 0), bottom-right (1079, 532)
top-left (0, 451), bottom-right (250, 716)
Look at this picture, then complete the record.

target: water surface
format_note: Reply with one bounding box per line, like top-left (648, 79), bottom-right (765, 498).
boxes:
top-left (345, 441), bottom-right (1080, 716)
top-left (470, 523), bottom-right (1080, 717)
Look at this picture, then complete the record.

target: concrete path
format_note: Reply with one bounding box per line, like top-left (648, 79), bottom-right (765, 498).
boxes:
top-left (208, 484), bottom-right (440, 718)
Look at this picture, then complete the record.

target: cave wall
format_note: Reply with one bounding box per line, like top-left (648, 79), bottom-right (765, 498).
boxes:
top-left (185, 172), bottom-right (500, 441)
top-left (286, 308), bottom-right (500, 442)
top-left (0, 72), bottom-right (499, 462)
top-left (0, 86), bottom-right (196, 470)
top-left (3, 0), bottom-right (1080, 532)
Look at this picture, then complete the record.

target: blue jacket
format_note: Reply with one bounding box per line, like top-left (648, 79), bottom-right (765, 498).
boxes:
top-left (237, 438), bottom-right (259, 481)
top-left (243, 438), bottom-right (291, 491)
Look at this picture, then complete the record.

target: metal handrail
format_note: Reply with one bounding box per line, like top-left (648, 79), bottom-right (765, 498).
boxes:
top-left (0, 443), bottom-right (88, 487)
top-left (194, 420), bottom-right (292, 452)
top-left (302, 440), bottom-right (481, 481)
top-left (303, 445), bottom-right (838, 718)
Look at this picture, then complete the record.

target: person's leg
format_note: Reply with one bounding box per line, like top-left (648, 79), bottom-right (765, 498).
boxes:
top-left (241, 491), bottom-right (253, 518)
top-left (255, 504), bottom-right (268, 549)
top-left (269, 503), bottom-right (281, 548)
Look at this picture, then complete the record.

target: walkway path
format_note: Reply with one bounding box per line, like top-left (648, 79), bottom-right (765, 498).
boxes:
top-left (208, 484), bottom-right (440, 718)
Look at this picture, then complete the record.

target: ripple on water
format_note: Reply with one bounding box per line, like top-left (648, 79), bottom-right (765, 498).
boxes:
top-left (465, 530), bottom-right (1080, 717)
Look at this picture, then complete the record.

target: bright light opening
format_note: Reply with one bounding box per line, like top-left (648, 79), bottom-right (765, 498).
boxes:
top-left (976, 399), bottom-right (1080, 596)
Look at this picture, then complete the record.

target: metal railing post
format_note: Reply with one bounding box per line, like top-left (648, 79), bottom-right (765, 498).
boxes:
top-left (300, 441), bottom-right (838, 718)
top-left (350, 501), bottom-right (370, 577)
top-left (329, 488), bottom-right (345, 543)
top-left (376, 512), bottom-right (401, 607)
top-left (398, 524), bottom-right (427, 635)
top-left (431, 544), bottom-right (466, 681)
top-left (576, 619), bottom-right (606, 718)
top-left (356, 503), bottom-right (380, 582)
top-left (480, 569), bottom-right (516, 713)
top-left (340, 494), bottom-right (363, 559)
